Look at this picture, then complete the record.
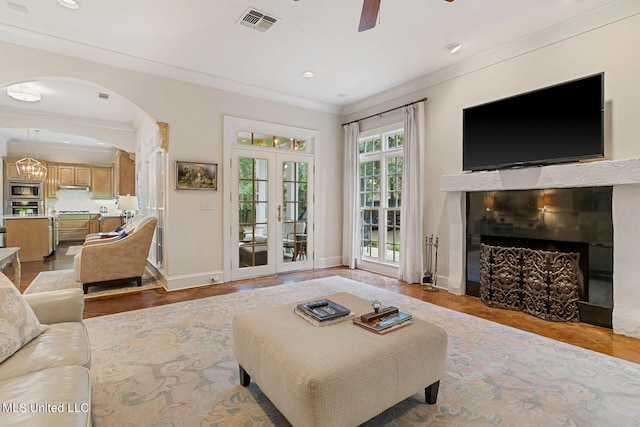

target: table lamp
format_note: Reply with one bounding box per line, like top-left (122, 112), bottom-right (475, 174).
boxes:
top-left (117, 195), bottom-right (138, 223)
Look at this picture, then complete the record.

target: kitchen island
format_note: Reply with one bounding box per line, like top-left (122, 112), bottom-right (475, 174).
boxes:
top-left (4, 215), bottom-right (56, 262)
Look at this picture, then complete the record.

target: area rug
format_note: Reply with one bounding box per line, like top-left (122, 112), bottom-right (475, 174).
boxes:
top-left (84, 276), bottom-right (640, 427)
top-left (24, 268), bottom-right (162, 299)
top-left (66, 245), bottom-right (83, 256)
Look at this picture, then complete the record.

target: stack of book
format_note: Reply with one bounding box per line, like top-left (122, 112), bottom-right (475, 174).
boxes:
top-left (353, 306), bottom-right (412, 334)
top-left (294, 299), bottom-right (354, 327)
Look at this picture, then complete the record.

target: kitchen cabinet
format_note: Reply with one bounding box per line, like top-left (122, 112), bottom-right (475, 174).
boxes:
top-left (3, 158), bottom-right (46, 182)
top-left (91, 167), bottom-right (113, 199)
top-left (100, 215), bottom-right (124, 232)
top-left (6, 217), bottom-right (54, 261)
top-left (58, 213), bottom-right (92, 242)
top-left (113, 150), bottom-right (136, 196)
top-left (59, 164), bottom-right (92, 187)
top-left (89, 216), bottom-right (100, 234)
top-left (46, 164), bottom-right (59, 198)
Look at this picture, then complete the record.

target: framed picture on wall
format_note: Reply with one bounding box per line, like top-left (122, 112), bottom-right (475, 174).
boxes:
top-left (176, 161), bottom-right (218, 190)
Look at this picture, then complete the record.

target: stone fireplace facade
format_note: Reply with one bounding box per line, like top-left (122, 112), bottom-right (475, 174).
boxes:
top-left (440, 159), bottom-right (640, 339)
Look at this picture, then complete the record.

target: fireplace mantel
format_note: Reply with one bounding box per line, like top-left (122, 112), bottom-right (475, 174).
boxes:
top-left (440, 158), bottom-right (640, 339)
top-left (441, 158), bottom-right (640, 192)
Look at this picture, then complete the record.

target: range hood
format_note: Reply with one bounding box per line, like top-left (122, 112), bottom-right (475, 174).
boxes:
top-left (58, 185), bottom-right (90, 191)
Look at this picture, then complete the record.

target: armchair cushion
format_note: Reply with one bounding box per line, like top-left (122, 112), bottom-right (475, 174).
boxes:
top-left (0, 276), bottom-right (47, 364)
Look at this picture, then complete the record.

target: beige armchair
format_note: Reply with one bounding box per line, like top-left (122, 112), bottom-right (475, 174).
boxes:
top-left (73, 215), bottom-right (157, 293)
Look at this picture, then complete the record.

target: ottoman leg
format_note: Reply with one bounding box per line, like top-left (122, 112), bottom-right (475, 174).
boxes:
top-left (239, 365), bottom-right (251, 386)
top-left (425, 380), bottom-right (440, 404)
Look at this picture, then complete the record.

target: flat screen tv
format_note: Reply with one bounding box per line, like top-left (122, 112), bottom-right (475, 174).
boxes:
top-left (462, 73), bottom-right (604, 171)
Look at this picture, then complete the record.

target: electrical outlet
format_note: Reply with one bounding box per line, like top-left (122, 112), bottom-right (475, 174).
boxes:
top-left (211, 274), bottom-right (221, 283)
top-left (200, 201), bottom-right (213, 210)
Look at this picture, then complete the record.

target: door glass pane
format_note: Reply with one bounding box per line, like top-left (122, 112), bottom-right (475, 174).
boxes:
top-left (282, 160), bottom-right (308, 263)
top-left (238, 157), bottom-right (269, 268)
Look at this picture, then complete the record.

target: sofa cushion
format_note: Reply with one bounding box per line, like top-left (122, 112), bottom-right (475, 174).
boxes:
top-left (0, 322), bottom-right (90, 382)
top-left (0, 278), bottom-right (47, 364)
top-left (0, 365), bottom-right (91, 427)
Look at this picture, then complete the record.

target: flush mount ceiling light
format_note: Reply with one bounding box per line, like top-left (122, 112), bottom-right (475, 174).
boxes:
top-left (6, 83), bottom-right (41, 102)
top-left (445, 42), bottom-right (463, 54)
top-left (57, 0), bottom-right (80, 10)
top-left (302, 71), bottom-right (314, 78)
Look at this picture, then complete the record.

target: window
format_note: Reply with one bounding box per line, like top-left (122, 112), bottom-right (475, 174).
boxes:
top-left (359, 127), bottom-right (404, 264)
top-left (237, 131), bottom-right (307, 151)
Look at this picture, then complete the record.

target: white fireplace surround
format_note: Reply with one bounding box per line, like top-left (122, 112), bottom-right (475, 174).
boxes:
top-left (440, 158), bottom-right (640, 339)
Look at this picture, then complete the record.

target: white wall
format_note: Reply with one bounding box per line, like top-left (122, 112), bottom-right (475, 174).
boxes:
top-left (0, 40), bottom-right (343, 288)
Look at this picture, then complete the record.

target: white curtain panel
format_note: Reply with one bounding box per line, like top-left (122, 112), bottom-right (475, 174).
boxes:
top-left (342, 123), bottom-right (361, 269)
top-left (399, 102), bottom-right (425, 283)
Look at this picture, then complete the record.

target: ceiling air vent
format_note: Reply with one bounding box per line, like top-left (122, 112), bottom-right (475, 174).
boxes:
top-left (237, 8), bottom-right (279, 33)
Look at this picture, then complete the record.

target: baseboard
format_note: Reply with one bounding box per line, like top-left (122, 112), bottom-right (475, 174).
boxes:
top-left (165, 270), bottom-right (225, 291)
top-left (317, 255), bottom-right (342, 269)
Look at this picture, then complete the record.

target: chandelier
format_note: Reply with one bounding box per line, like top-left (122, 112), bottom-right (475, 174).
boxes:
top-left (16, 129), bottom-right (47, 180)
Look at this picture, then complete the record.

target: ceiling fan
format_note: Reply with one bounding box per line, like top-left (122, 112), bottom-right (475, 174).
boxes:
top-left (359, 0), bottom-right (455, 32)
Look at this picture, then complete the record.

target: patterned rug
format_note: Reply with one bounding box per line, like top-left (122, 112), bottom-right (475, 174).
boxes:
top-left (24, 268), bottom-right (162, 299)
top-left (84, 276), bottom-right (640, 427)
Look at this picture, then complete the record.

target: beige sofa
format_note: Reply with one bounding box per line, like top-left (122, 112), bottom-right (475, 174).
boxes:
top-left (0, 272), bottom-right (91, 426)
top-left (74, 215), bottom-right (157, 293)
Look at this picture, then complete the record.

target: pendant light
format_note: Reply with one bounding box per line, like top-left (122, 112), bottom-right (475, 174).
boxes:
top-left (16, 129), bottom-right (47, 180)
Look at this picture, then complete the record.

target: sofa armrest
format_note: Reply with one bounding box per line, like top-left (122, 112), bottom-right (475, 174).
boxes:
top-left (23, 288), bottom-right (84, 324)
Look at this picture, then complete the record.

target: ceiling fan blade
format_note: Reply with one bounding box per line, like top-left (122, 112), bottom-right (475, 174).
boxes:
top-left (358, 0), bottom-right (381, 32)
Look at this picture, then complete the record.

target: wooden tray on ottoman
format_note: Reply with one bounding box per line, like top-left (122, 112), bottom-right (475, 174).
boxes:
top-left (232, 292), bottom-right (448, 427)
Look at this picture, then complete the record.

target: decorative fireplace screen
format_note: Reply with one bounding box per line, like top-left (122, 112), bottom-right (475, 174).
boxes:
top-left (479, 244), bottom-right (581, 322)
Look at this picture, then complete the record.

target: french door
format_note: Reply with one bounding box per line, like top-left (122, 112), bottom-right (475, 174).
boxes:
top-left (229, 149), bottom-right (314, 280)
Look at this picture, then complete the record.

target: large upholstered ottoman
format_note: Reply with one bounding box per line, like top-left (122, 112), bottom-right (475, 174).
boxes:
top-left (232, 292), bottom-right (448, 427)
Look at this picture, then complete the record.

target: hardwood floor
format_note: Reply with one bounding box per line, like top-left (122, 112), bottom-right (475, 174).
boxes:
top-left (11, 243), bottom-right (640, 365)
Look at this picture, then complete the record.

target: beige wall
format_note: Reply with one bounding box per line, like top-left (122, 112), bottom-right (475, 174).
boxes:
top-left (0, 40), bottom-right (343, 287)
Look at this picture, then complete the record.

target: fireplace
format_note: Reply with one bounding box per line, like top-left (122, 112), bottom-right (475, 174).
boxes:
top-left (465, 187), bottom-right (613, 327)
top-left (440, 159), bottom-right (640, 338)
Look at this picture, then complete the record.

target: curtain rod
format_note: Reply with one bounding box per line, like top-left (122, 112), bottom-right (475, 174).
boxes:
top-left (342, 97), bottom-right (428, 127)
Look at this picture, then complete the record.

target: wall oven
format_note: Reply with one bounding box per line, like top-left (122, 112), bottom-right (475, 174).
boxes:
top-left (8, 200), bottom-right (43, 216)
top-left (8, 181), bottom-right (43, 199)
top-left (6, 181), bottom-right (44, 216)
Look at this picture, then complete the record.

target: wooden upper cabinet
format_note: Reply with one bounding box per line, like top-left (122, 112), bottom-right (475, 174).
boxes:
top-left (58, 164), bottom-right (92, 187)
top-left (46, 164), bottom-right (59, 198)
top-left (3, 158), bottom-right (46, 181)
top-left (114, 150), bottom-right (136, 196)
top-left (75, 166), bottom-right (91, 186)
top-left (4, 159), bottom-right (23, 181)
top-left (91, 167), bottom-right (113, 199)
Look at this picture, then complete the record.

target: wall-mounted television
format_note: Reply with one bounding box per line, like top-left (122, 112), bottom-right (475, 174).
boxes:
top-left (462, 73), bottom-right (604, 172)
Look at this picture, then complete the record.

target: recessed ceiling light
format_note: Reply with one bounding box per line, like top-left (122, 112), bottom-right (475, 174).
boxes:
top-left (6, 83), bottom-right (41, 102)
top-left (57, 0), bottom-right (80, 10)
top-left (96, 141), bottom-right (105, 145)
top-left (62, 140), bottom-right (71, 144)
top-left (302, 71), bottom-right (314, 78)
top-left (445, 42), bottom-right (463, 54)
